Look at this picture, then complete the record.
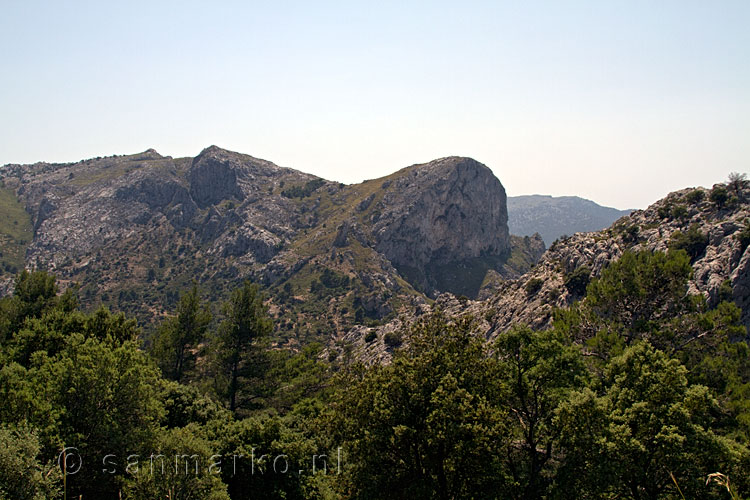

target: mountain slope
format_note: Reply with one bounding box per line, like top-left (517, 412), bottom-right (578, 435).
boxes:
top-left (508, 195), bottom-right (633, 246)
top-left (0, 147), bottom-right (533, 343)
top-left (342, 182), bottom-right (750, 364)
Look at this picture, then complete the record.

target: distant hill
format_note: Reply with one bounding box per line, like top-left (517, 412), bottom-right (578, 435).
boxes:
top-left (507, 195), bottom-right (633, 246)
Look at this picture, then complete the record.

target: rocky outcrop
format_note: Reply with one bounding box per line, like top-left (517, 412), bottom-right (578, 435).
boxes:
top-left (188, 148), bottom-right (244, 208)
top-left (371, 157), bottom-right (510, 294)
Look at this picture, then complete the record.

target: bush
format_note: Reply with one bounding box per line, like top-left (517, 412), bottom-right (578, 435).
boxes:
top-left (364, 331), bottom-right (377, 343)
top-left (657, 202), bottom-right (673, 220)
top-left (564, 266), bottom-right (591, 297)
top-left (621, 224), bottom-right (640, 244)
top-left (710, 185), bottom-right (729, 209)
top-left (525, 278), bottom-right (544, 296)
top-left (383, 331), bottom-right (403, 348)
top-left (0, 424), bottom-right (61, 500)
top-left (685, 189), bottom-right (705, 204)
top-left (281, 179), bottom-right (325, 198)
top-left (735, 221), bottom-right (750, 254)
top-left (718, 279), bottom-right (734, 303)
top-left (671, 204), bottom-right (688, 220)
top-left (669, 225), bottom-right (709, 261)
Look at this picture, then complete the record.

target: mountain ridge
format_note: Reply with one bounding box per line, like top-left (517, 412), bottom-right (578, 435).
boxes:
top-left (508, 194), bottom-right (633, 246)
top-left (0, 146), bottom-right (539, 346)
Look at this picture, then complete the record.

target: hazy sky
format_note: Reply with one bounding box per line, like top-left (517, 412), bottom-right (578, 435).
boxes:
top-left (2, 1), bottom-right (748, 209)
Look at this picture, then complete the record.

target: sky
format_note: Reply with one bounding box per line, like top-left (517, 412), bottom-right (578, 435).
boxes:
top-left (1, 1), bottom-right (748, 209)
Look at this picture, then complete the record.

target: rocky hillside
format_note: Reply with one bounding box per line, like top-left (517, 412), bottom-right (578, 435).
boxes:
top-left (508, 194), bottom-right (633, 246)
top-left (343, 181), bottom-right (750, 364)
top-left (0, 147), bottom-right (533, 344)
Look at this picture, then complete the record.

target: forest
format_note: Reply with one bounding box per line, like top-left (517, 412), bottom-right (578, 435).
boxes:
top-left (1, 248), bottom-right (749, 499)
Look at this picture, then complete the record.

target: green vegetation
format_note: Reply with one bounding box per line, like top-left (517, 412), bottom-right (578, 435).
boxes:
top-left (1, 255), bottom-right (748, 499)
top-left (211, 281), bottom-right (272, 413)
top-left (281, 179), bottom-right (326, 198)
top-left (150, 283), bottom-right (212, 382)
top-left (0, 187), bottom-right (32, 275)
top-left (685, 188), bottom-right (705, 204)
top-left (711, 184), bottom-right (729, 209)
top-left (525, 277), bottom-right (544, 296)
top-left (563, 265), bottom-right (590, 297)
top-left (669, 224), bottom-right (709, 261)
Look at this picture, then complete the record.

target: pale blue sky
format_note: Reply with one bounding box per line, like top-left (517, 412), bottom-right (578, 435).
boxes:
top-left (2, 1), bottom-right (748, 208)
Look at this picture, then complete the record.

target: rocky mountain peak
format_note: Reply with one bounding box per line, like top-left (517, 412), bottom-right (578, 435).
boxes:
top-left (370, 156), bottom-right (510, 295)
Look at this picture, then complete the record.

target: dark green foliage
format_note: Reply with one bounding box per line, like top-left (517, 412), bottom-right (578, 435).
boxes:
top-left (525, 277), bottom-right (544, 296)
top-left (586, 250), bottom-right (693, 341)
top-left (281, 179), bottom-right (326, 198)
top-left (621, 223), bottom-right (640, 243)
top-left (685, 188), bottom-right (705, 204)
top-left (711, 184), bottom-right (729, 208)
top-left (215, 414), bottom-right (324, 500)
top-left (669, 224), bottom-right (709, 261)
top-left (735, 220), bottom-right (750, 254)
top-left (657, 202), bottom-right (672, 220)
top-left (0, 269), bottom-right (77, 342)
top-left (556, 342), bottom-right (739, 499)
top-left (493, 325), bottom-right (587, 498)
top-left (719, 279), bottom-right (734, 303)
top-left (329, 313), bottom-right (508, 499)
top-left (0, 423), bottom-right (61, 500)
top-left (122, 425), bottom-right (229, 500)
top-left (671, 203), bottom-right (689, 219)
top-left (728, 172), bottom-right (748, 198)
top-left (1, 259), bottom-right (749, 499)
top-left (211, 281), bottom-right (272, 413)
top-left (563, 265), bottom-right (590, 297)
top-left (383, 330), bottom-right (402, 348)
top-left (150, 284), bottom-right (212, 382)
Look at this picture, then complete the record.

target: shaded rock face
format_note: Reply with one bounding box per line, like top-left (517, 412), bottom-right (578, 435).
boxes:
top-left (373, 157), bottom-right (510, 294)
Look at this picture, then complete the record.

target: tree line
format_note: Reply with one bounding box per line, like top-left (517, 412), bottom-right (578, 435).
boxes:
top-left (1, 247), bottom-right (749, 499)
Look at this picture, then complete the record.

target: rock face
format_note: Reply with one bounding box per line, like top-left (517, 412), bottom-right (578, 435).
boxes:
top-left (371, 157), bottom-right (510, 294)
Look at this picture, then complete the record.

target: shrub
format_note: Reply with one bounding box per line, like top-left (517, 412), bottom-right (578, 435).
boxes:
top-left (657, 202), bottom-right (673, 220)
top-left (671, 204), bottom-right (688, 220)
top-left (525, 278), bottom-right (544, 296)
top-left (728, 172), bottom-right (748, 196)
top-left (564, 266), bottom-right (591, 297)
top-left (281, 179), bottom-right (325, 198)
top-left (710, 185), bottom-right (729, 209)
top-left (685, 189), bottom-right (705, 204)
top-left (383, 331), bottom-right (403, 348)
top-left (621, 224), bottom-right (640, 244)
top-left (364, 331), bottom-right (377, 343)
top-left (718, 279), bottom-right (734, 303)
top-left (669, 225), bottom-right (709, 261)
top-left (736, 222), bottom-right (750, 254)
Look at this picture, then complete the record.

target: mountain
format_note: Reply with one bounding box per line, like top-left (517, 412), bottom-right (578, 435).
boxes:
top-left (507, 194), bottom-right (633, 246)
top-left (0, 147), bottom-right (543, 344)
top-left (342, 182), bottom-right (750, 364)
